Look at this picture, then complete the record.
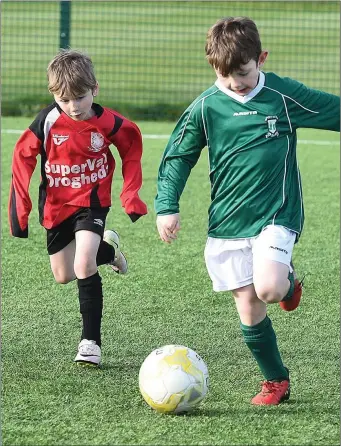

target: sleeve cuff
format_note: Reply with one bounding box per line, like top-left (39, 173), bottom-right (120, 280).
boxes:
top-left (128, 213), bottom-right (143, 223)
top-left (11, 226), bottom-right (28, 238)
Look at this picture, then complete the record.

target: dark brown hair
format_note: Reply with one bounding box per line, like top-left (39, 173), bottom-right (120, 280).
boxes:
top-left (47, 49), bottom-right (97, 98)
top-left (205, 17), bottom-right (262, 76)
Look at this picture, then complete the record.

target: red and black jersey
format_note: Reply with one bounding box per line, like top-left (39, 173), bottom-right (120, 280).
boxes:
top-left (9, 102), bottom-right (148, 237)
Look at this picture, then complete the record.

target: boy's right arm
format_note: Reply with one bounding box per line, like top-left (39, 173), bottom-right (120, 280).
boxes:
top-left (8, 129), bottom-right (40, 238)
top-left (156, 213), bottom-right (180, 243)
top-left (155, 104), bottom-right (207, 243)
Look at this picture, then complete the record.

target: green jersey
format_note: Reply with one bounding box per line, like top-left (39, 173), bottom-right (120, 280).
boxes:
top-left (155, 72), bottom-right (340, 240)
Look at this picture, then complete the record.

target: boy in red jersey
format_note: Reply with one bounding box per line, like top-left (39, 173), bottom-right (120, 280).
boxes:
top-left (9, 49), bottom-right (147, 367)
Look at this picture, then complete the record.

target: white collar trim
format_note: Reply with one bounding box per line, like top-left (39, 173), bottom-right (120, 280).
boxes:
top-left (215, 71), bottom-right (265, 103)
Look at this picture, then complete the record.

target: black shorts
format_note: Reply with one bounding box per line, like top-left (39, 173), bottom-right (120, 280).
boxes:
top-left (46, 207), bottom-right (110, 255)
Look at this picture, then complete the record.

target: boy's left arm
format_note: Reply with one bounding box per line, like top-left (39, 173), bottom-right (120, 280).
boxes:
top-left (109, 116), bottom-right (148, 222)
top-left (284, 79), bottom-right (340, 131)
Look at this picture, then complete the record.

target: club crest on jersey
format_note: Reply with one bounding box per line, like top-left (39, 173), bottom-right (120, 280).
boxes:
top-left (52, 134), bottom-right (69, 145)
top-left (89, 132), bottom-right (104, 152)
top-left (265, 116), bottom-right (279, 138)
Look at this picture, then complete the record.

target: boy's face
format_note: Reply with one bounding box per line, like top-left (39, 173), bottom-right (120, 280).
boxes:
top-left (53, 85), bottom-right (99, 121)
top-left (215, 51), bottom-right (268, 96)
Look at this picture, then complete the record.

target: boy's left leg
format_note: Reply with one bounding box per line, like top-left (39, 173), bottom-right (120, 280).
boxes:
top-left (279, 263), bottom-right (303, 311)
top-left (74, 230), bottom-right (103, 367)
top-left (97, 230), bottom-right (128, 274)
top-left (252, 225), bottom-right (302, 311)
top-left (73, 209), bottom-right (129, 366)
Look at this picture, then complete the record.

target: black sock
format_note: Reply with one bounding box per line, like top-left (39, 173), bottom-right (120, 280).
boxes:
top-left (77, 272), bottom-right (103, 347)
top-left (96, 241), bottom-right (115, 266)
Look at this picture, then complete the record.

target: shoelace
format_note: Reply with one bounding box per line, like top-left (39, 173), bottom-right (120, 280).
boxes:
top-left (259, 381), bottom-right (285, 395)
top-left (291, 261), bottom-right (305, 290)
top-left (80, 343), bottom-right (98, 354)
top-left (296, 274), bottom-right (306, 290)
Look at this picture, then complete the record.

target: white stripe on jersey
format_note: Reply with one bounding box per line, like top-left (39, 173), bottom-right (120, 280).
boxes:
top-left (263, 86), bottom-right (320, 114)
top-left (272, 135), bottom-right (291, 225)
top-left (281, 95), bottom-right (292, 133)
top-left (176, 89), bottom-right (219, 147)
top-left (43, 107), bottom-right (61, 152)
top-left (201, 97), bottom-right (209, 148)
top-left (296, 159), bottom-right (304, 232)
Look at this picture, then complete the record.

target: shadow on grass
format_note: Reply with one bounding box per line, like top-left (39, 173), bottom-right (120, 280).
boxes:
top-left (99, 362), bottom-right (140, 372)
top-left (174, 397), bottom-right (336, 417)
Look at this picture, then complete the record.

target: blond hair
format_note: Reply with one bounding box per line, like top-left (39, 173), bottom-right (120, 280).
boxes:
top-left (205, 17), bottom-right (262, 76)
top-left (47, 49), bottom-right (97, 98)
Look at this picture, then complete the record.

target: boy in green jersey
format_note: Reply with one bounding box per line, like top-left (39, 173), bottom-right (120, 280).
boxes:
top-left (155, 17), bottom-right (340, 405)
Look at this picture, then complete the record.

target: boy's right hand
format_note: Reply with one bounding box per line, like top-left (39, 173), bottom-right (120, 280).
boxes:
top-left (156, 213), bottom-right (181, 244)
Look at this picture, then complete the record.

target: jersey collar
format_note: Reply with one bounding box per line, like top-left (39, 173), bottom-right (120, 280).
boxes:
top-left (215, 71), bottom-right (265, 103)
top-left (55, 102), bottom-right (104, 130)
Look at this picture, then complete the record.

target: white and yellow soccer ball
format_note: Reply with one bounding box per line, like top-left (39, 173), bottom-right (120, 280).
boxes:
top-left (139, 344), bottom-right (209, 414)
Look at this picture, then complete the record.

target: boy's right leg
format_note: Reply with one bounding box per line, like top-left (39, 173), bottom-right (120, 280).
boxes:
top-left (47, 209), bottom-right (126, 367)
top-left (49, 231), bottom-right (128, 282)
top-left (204, 237), bottom-right (289, 405)
top-left (49, 240), bottom-right (76, 284)
top-left (47, 216), bottom-right (77, 284)
top-left (48, 229), bottom-right (102, 367)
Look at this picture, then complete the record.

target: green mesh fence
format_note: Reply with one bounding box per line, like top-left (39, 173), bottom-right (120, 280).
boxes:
top-left (1, 1), bottom-right (339, 120)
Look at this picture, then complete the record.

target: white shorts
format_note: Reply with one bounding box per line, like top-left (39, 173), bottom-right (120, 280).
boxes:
top-left (204, 225), bottom-right (296, 292)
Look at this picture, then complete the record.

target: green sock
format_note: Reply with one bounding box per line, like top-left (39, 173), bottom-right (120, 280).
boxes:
top-left (241, 316), bottom-right (289, 381)
top-left (281, 271), bottom-right (295, 301)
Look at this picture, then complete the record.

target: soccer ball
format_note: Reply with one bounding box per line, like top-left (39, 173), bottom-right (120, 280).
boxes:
top-left (138, 344), bottom-right (209, 414)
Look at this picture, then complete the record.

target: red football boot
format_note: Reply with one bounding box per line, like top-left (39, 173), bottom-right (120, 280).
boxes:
top-left (251, 379), bottom-right (290, 405)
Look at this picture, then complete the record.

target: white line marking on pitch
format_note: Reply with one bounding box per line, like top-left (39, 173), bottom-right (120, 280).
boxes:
top-left (1, 129), bottom-right (339, 145)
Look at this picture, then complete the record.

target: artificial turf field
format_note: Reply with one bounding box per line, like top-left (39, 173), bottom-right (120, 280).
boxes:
top-left (1, 117), bottom-right (340, 445)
